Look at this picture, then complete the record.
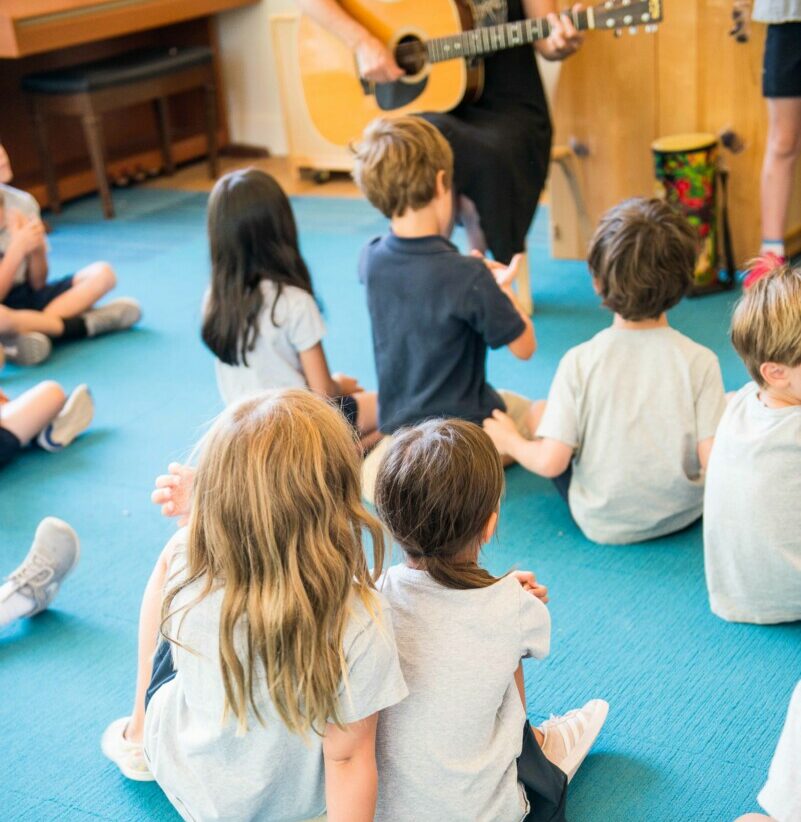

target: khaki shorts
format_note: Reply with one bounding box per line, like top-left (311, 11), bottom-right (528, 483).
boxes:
top-left (361, 390), bottom-right (533, 504)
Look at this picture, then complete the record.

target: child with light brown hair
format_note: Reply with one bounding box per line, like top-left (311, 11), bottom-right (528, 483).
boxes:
top-left (704, 258), bottom-right (801, 624)
top-left (484, 197), bottom-right (728, 545)
top-left (352, 116), bottom-right (537, 502)
top-left (373, 418), bottom-right (607, 822)
top-left (101, 390), bottom-right (407, 821)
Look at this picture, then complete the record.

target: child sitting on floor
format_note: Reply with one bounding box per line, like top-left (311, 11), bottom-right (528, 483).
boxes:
top-left (0, 144), bottom-right (141, 359)
top-left (0, 518), bottom-right (79, 630)
top-left (352, 116), bottom-right (536, 501)
top-left (373, 418), bottom-right (608, 821)
top-left (484, 198), bottom-right (728, 545)
top-left (704, 258), bottom-right (801, 624)
top-left (102, 390), bottom-right (407, 822)
top-left (201, 168), bottom-right (380, 448)
top-left (734, 681), bottom-right (801, 822)
top-left (0, 378), bottom-right (93, 468)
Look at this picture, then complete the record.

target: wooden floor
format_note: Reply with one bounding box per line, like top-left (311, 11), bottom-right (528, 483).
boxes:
top-left (145, 155), bottom-right (360, 198)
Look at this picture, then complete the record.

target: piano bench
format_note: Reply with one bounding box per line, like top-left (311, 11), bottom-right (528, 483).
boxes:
top-left (22, 46), bottom-right (219, 219)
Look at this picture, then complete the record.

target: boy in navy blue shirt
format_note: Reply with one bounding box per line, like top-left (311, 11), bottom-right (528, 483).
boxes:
top-left (353, 116), bottom-right (536, 500)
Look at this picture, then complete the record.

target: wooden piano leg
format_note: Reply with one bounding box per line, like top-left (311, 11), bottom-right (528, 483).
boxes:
top-left (80, 107), bottom-right (114, 219)
top-left (204, 82), bottom-right (219, 179)
top-left (29, 96), bottom-right (61, 214)
top-left (154, 97), bottom-right (175, 176)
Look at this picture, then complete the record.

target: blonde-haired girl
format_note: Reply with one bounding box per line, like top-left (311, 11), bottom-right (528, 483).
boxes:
top-left (102, 389), bottom-right (407, 821)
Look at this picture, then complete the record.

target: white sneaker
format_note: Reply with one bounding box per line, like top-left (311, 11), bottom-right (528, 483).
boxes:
top-left (101, 717), bottom-right (154, 782)
top-left (1, 517), bottom-right (80, 617)
top-left (83, 298), bottom-right (141, 337)
top-left (4, 332), bottom-right (52, 366)
top-left (37, 384), bottom-right (94, 452)
top-left (538, 699), bottom-right (609, 782)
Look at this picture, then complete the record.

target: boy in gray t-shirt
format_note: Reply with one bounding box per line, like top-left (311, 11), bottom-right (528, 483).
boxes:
top-left (485, 198), bottom-right (727, 545)
top-left (704, 260), bottom-right (801, 624)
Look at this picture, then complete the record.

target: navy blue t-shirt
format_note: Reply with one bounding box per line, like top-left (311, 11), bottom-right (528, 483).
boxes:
top-left (360, 233), bottom-right (526, 434)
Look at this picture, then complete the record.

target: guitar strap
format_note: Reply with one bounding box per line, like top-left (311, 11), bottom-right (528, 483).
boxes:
top-left (718, 165), bottom-right (737, 290)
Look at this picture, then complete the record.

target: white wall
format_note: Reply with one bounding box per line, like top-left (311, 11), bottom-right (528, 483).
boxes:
top-left (217, 0), bottom-right (292, 155)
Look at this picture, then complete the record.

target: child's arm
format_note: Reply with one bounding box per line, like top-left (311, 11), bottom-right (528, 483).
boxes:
top-left (697, 436), bottom-right (715, 472)
top-left (25, 231), bottom-right (48, 290)
top-left (299, 342), bottom-right (363, 397)
top-left (484, 409), bottom-right (573, 477)
top-left (323, 713), bottom-right (380, 822)
top-left (151, 462), bottom-right (195, 525)
top-left (125, 539), bottom-right (179, 742)
top-left (0, 213), bottom-right (43, 300)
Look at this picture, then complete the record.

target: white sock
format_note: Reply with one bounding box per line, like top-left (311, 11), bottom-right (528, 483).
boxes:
top-left (0, 581), bottom-right (35, 627)
top-left (760, 239), bottom-right (785, 257)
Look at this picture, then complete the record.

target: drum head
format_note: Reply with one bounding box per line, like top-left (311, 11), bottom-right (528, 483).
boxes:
top-left (651, 133), bottom-right (718, 153)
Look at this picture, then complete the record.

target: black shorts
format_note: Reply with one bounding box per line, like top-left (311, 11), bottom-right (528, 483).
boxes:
top-left (518, 721), bottom-right (569, 822)
top-left (335, 394), bottom-right (359, 429)
top-left (145, 639), bottom-right (177, 710)
top-left (552, 465), bottom-right (572, 504)
top-left (764, 22), bottom-right (801, 98)
top-left (0, 427), bottom-right (22, 468)
top-left (3, 275), bottom-right (74, 311)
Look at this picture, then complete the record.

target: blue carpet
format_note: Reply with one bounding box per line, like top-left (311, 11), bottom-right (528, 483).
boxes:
top-left (1, 188), bottom-right (799, 822)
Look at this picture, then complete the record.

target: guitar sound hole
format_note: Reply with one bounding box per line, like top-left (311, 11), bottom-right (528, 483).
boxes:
top-left (395, 35), bottom-right (427, 76)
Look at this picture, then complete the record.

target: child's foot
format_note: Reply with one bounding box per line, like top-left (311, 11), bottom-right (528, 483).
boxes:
top-left (537, 699), bottom-right (609, 782)
top-left (36, 384), bottom-right (94, 452)
top-left (83, 298), bottom-right (141, 337)
top-left (3, 332), bottom-right (52, 366)
top-left (101, 717), bottom-right (154, 781)
top-left (1, 517), bottom-right (80, 617)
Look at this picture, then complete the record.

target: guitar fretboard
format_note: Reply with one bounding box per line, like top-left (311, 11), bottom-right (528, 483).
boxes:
top-left (425, 8), bottom-right (591, 63)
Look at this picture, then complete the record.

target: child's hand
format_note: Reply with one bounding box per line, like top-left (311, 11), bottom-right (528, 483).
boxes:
top-left (9, 213), bottom-right (45, 255)
top-left (333, 372), bottom-right (363, 395)
top-left (483, 409), bottom-right (520, 454)
top-left (151, 462), bottom-right (195, 526)
top-left (470, 250), bottom-right (523, 291)
top-left (512, 570), bottom-right (549, 603)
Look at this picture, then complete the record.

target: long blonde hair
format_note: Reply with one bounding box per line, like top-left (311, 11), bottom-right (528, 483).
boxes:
top-left (162, 389), bottom-right (385, 735)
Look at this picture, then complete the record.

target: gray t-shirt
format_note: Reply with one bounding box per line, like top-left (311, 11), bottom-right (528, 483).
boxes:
top-left (213, 281), bottom-right (326, 405)
top-left (375, 565), bottom-right (551, 822)
top-left (753, 0), bottom-right (801, 23)
top-left (143, 530), bottom-right (408, 822)
top-left (537, 326), bottom-right (727, 545)
top-left (0, 183), bottom-right (44, 287)
top-left (704, 382), bottom-right (801, 624)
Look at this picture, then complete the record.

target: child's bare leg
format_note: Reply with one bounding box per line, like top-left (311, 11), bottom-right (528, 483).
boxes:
top-left (735, 815), bottom-right (775, 821)
top-left (125, 548), bottom-right (172, 742)
top-left (0, 381), bottom-right (65, 445)
top-left (43, 261), bottom-right (116, 318)
top-left (514, 664), bottom-right (546, 745)
top-left (0, 305), bottom-right (64, 338)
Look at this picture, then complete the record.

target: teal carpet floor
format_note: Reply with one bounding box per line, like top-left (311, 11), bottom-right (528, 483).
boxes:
top-left (1, 187), bottom-right (799, 822)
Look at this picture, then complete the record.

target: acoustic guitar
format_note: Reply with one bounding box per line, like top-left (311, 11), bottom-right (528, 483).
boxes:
top-left (298, 0), bottom-right (663, 146)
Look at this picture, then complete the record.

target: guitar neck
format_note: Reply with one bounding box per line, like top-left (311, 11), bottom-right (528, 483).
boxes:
top-left (425, 8), bottom-right (594, 63)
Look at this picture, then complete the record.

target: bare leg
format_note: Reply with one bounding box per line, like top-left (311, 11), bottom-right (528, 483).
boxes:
top-left (0, 305), bottom-right (64, 338)
top-left (761, 97), bottom-right (801, 248)
top-left (44, 261), bottom-right (116, 319)
top-left (734, 815), bottom-right (775, 822)
top-left (514, 664), bottom-right (545, 746)
top-left (0, 381), bottom-right (65, 445)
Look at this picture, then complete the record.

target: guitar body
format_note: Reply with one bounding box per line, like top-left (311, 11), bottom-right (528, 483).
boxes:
top-left (298, 0), bottom-right (482, 147)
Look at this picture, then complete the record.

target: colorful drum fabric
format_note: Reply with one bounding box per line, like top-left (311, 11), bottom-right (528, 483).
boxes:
top-left (652, 133), bottom-right (719, 289)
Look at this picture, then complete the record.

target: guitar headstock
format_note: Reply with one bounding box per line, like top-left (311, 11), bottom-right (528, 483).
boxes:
top-left (592, 0), bottom-right (663, 32)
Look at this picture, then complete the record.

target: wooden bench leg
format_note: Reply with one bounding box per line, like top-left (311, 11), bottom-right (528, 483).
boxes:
top-left (29, 97), bottom-right (61, 214)
top-left (204, 83), bottom-right (219, 180)
top-left (154, 97), bottom-right (175, 176)
top-left (80, 112), bottom-right (114, 219)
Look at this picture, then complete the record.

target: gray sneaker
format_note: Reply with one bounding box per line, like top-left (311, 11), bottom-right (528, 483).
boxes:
top-left (1, 518), bottom-right (80, 617)
top-left (3, 332), bottom-right (52, 366)
top-left (36, 384), bottom-right (94, 452)
top-left (84, 298), bottom-right (141, 337)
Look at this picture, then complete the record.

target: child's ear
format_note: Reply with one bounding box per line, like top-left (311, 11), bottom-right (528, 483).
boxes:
top-left (435, 169), bottom-right (449, 198)
top-left (481, 511), bottom-right (498, 544)
top-left (590, 276), bottom-right (602, 295)
top-left (760, 361), bottom-right (788, 388)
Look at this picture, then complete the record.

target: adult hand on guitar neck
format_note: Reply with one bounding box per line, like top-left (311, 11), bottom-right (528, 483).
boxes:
top-left (356, 34), bottom-right (405, 83)
top-left (535, 3), bottom-right (585, 60)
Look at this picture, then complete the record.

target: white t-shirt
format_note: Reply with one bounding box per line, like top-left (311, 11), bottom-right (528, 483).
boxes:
top-left (759, 681), bottom-right (801, 822)
top-left (375, 565), bottom-right (551, 822)
top-left (213, 281), bottom-right (326, 405)
top-left (144, 530), bottom-right (408, 822)
top-left (0, 183), bottom-right (46, 287)
top-left (537, 326), bottom-right (727, 545)
top-left (704, 382), bottom-right (801, 624)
